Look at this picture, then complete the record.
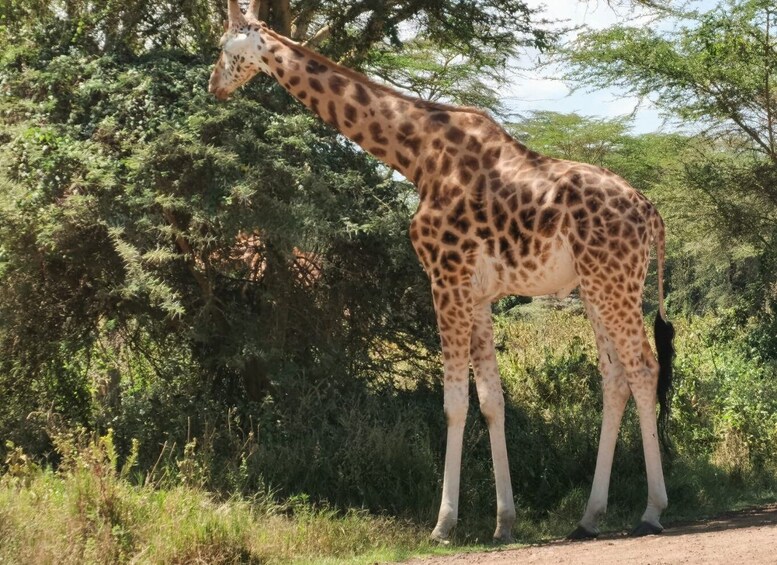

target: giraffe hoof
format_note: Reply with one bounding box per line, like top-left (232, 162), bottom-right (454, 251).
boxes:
top-left (567, 525), bottom-right (599, 540)
top-left (630, 521), bottom-right (663, 537)
top-left (492, 532), bottom-right (514, 545)
top-left (430, 531), bottom-right (451, 545)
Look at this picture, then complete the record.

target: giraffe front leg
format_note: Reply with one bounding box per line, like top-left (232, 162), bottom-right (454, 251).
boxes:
top-left (471, 302), bottom-right (515, 543)
top-left (430, 283), bottom-right (473, 544)
top-left (431, 373), bottom-right (468, 543)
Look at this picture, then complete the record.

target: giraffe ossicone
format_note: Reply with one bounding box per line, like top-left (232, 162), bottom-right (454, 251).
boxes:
top-left (210, 0), bottom-right (675, 543)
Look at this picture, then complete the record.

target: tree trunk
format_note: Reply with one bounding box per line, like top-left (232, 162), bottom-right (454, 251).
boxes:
top-left (269, 0), bottom-right (291, 36)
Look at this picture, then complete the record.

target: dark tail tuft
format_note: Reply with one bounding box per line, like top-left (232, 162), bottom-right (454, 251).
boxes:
top-left (654, 313), bottom-right (675, 455)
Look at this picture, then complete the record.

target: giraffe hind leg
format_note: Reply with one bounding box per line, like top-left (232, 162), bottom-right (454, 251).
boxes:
top-left (582, 288), bottom-right (668, 536)
top-left (571, 291), bottom-right (631, 539)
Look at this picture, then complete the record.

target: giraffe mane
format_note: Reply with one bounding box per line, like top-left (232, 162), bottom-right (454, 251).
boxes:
top-left (261, 25), bottom-right (496, 121)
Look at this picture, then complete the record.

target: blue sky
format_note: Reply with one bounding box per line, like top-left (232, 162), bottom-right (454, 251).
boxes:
top-left (506, 0), bottom-right (719, 133)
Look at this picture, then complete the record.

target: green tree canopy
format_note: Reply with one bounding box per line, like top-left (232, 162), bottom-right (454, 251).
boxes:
top-left (566, 0), bottom-right (777, 160)
top-left (0, 0), bottom-right (556, 465)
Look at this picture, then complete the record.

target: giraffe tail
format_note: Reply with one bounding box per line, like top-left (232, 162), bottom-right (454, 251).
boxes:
top-left (653, 214), bottom-right (675, 454)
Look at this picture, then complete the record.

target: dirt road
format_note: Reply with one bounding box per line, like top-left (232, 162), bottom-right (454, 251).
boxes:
top-left (407, 505), bottom-right (777, 565)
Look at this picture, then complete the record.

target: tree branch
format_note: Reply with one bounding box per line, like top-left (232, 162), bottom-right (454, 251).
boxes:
top-left (302, 23), bottom-right (332, 48)
top-left (161, 209), bottom-right (212, 300)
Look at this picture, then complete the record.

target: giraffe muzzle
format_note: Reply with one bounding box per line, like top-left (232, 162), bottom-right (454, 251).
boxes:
top-left (208, 74), bottom-right (230, 100)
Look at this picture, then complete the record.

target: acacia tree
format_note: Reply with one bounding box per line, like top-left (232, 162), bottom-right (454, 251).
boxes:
top-left (0, 0), bottom-right (554, 476)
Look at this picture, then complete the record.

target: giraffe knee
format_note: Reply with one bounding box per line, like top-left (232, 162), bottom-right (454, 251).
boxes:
top-left (444, 403), bottom-right (467, 426)
top-left (598, 348), bottom-right (625, 377)
top-left (626, 365), bottom-right (657, 381)
top-left (478, 390), bottom-right (505, 426)
top-left (444, 391), bottom-right (469, 426)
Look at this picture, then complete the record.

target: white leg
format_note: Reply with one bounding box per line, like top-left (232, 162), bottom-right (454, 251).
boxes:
top-left (430, 283), bottom-right (473, 542)
top-left (471, 302), bottom-right (515, 542)
top-left (625, 331), bottom-right (668, 534)
top-left (631, 372), bottom-right (668, 531)
top-left (431, 373), bottom-right (469, 541)
top-left (578, 373), bottom-right (630, 533)
top-left (579, 289), bottom-right (668, 537)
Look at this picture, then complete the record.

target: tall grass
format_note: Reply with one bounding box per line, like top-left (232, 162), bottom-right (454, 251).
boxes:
top-left (0, 434), bottom-right (433, 564)
top-left (1, 305), bottom-right (776, 561)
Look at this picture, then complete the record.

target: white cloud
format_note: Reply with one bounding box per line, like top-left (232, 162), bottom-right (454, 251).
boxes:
top-left (504, 0), bottom-right (667, 132)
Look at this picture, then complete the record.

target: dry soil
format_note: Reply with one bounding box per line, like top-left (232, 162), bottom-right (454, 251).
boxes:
top-left (406, 504), bottom-right (777, 565)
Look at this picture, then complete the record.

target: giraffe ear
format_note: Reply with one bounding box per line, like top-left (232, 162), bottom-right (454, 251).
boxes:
top-left (247, 0), bottom-right (262, 19)
top-left (227, 0), bottom-right (247, 27)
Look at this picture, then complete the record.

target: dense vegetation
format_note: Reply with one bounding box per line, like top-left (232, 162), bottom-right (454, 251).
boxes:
top-left (1, 0), bottom-right (776, 562)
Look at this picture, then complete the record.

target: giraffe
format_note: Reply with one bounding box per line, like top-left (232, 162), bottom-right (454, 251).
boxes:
top-left (209, 0), bottom-right (676, 543)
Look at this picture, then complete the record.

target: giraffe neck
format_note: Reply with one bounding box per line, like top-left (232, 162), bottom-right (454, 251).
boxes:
top-left (255, 26), bottom-right (482, 182)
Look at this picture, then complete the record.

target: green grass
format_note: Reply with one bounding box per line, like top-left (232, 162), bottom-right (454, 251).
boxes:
top-left (2, 305), bottom-right (776, 562)
top-left (0, 446), bottom-right (527, 564)
top-left (3, 460), bottom-right (770, 564)
top-left (0, 466), bottom-right (441, 564)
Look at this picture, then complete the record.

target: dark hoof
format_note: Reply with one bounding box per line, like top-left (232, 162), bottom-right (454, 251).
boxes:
top-left (630, 521), bottom-right (663, 537)
top-left (492, 534), bottom-right (515, 545)
top-left (567, 525), bottom-right (599, 540)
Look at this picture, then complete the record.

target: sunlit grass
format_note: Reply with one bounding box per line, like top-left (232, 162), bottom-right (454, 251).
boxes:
top-left (0, 467), bottom-right (440, 564)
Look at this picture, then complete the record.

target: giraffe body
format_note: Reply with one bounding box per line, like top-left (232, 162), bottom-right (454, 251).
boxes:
top-left (210, 0), bottom-right (675, 543)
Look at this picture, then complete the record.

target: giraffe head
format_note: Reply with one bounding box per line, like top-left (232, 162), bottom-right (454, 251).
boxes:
top-left (208, 0), bottom-right (269, 100)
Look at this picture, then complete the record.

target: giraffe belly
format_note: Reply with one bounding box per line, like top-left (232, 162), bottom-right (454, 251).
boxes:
top-left (470, 239), bottom-right (579, 302)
